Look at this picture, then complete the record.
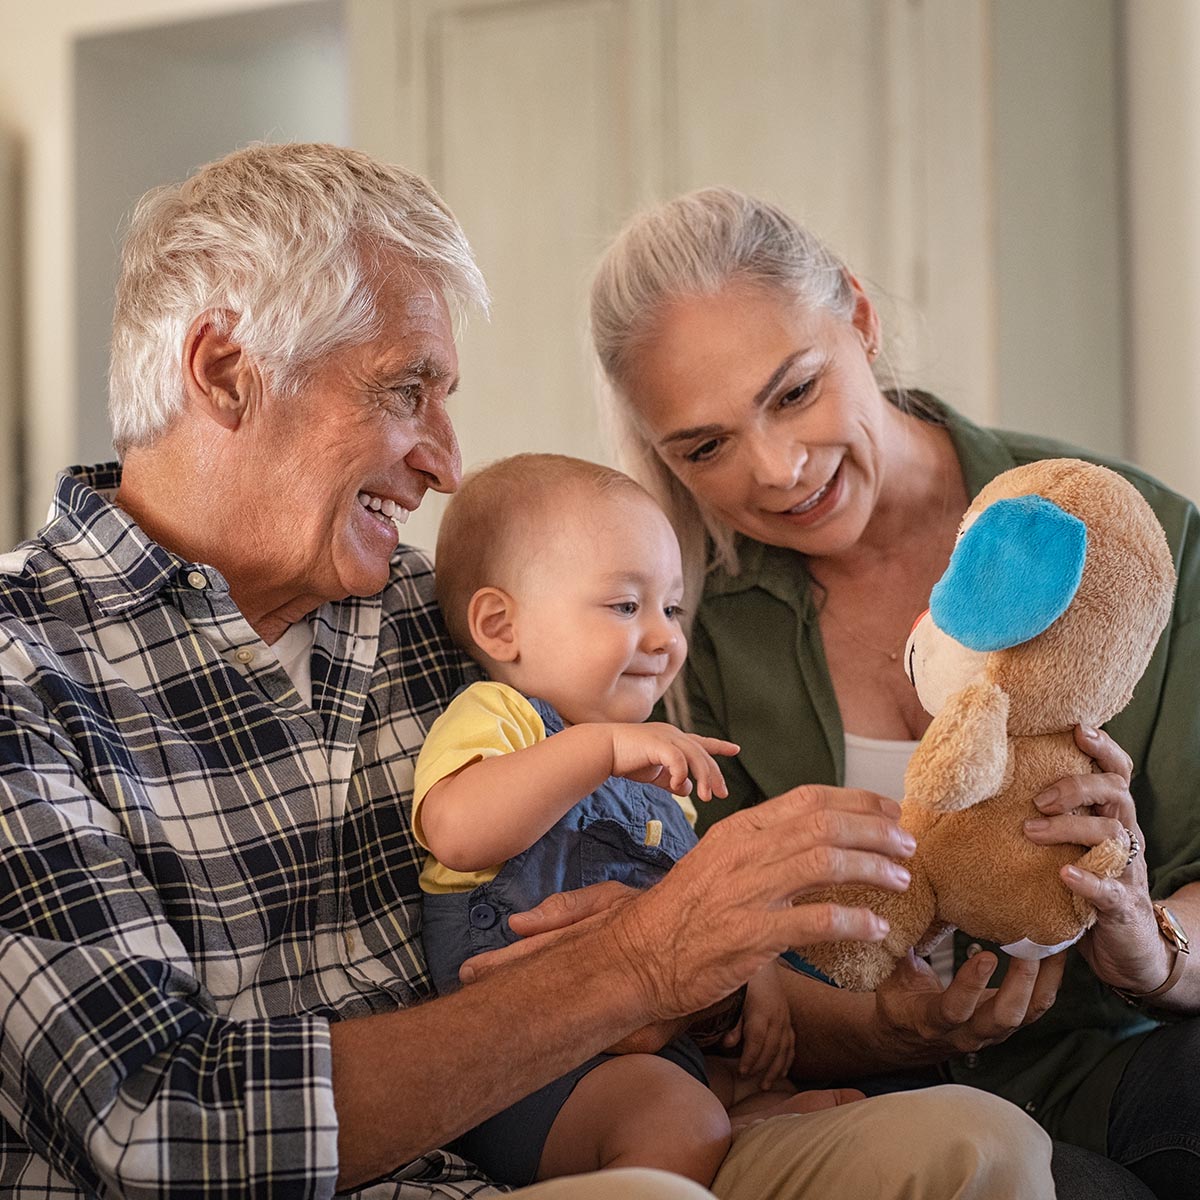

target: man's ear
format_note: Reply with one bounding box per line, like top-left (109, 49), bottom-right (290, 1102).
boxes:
top-left (182, 311), bottom-right (260, 432)
top-left (467, 587), bottom-right (519, 663)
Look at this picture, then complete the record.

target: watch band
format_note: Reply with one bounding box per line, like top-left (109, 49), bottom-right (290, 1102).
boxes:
top-left (1113, 903), bottom-right (1191, 1005)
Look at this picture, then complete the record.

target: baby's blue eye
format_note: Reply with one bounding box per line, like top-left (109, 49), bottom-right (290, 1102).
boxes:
top-left (664, 605), bottom-right (684, 620)
top-left (610, 601), bottom-right (638, 616)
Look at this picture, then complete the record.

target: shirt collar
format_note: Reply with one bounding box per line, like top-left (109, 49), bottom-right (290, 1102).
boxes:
top-left (41, 462), bottom-right (230, 615)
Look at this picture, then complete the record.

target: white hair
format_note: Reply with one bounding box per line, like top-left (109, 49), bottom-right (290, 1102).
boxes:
top-left (109, 142), bottom-right (489, 454)
top-left (590, 187), bottom-right (859, 606)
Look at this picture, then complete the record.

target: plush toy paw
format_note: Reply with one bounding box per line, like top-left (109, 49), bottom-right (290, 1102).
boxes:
top-left (1075, 834), bottom-right (1131, 881)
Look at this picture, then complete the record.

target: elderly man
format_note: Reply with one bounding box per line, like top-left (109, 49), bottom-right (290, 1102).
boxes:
top-left (0, 143), bottom-right (1054, 1198)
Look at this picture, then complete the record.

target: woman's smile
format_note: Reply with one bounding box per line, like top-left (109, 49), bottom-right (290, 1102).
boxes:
top-left (774, 462), bottom-right (844, 524)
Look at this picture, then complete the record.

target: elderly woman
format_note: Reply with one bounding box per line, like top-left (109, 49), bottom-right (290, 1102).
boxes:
top-left (0, 145), bottom-right (1056, 1199)
top-left (590, 186), bottom-right (1200, 1199)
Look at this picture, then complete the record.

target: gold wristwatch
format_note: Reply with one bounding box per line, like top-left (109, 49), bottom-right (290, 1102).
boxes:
top-left (1113, 903), bottom-right (1191, 1006)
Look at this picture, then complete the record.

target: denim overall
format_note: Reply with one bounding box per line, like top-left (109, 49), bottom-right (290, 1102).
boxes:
top-left (421, 693), bottom-right (700, 997)
top-left (419, 694), bottom-right (708, 1185)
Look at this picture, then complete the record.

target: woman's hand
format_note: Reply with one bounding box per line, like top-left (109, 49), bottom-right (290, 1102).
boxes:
top-left (1021, 725), bottom-right (1171, 994)
top-left (873, 948), bottom-right (1065, 1063)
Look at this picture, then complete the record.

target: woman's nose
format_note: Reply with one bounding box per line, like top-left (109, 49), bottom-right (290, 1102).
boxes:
top-left (748, 433), bottom-right (806, 490)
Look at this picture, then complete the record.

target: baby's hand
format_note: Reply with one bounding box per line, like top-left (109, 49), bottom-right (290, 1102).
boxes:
top-left (607, 723), bottom-right (738, 801)
top-left (725, 961), bottom-right (796, 1090)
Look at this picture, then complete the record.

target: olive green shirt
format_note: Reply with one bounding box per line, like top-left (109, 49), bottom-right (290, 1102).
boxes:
top-left (685, 397), bottom-right (1200, 1145)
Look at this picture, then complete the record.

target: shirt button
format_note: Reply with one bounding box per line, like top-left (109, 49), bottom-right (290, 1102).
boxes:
top-left (1025, 1100), bottom-right (1038, 1114)
top-left (186, 570), bottom-right (208, 590)
top-left (234, 648), bottom-right (255, 664)
top-left (469, 903), bottom-right (498, 930)
top-left (963, 1052), bottom-right (980, 1069)
top-left (967, 942), bottom-right (983, 958)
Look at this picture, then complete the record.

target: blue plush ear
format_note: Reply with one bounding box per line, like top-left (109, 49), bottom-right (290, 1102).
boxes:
top-left (930, 495), bottom-right (1087, 652)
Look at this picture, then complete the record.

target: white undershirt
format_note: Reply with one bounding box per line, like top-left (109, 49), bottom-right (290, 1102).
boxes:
top-left (843, 732), bottom-right (956, 984)
top-left (843, 731), bottom-right (918, 803)
top-left (271, 619), bottom-right (315, 708)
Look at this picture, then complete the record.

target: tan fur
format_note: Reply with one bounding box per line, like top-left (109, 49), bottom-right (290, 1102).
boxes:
top-left (803, 460), bottom-right (1175, 991)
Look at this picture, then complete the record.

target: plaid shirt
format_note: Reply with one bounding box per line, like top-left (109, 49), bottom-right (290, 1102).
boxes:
top-left (0, 464), bottom-right (495, 1199)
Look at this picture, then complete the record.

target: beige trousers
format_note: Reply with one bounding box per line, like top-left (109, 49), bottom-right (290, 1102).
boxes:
top-left (510, 1085), bottom-right (1054, 1200)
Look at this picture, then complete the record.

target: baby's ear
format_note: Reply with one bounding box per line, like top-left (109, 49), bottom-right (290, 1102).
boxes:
top-left (467, 587), bottom-right (519, 662)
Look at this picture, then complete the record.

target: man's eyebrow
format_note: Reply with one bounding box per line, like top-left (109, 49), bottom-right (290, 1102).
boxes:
top-left (381, 356), bottom-right (458, 392)
top-left (657, 349), bottom-right (809, 447)
top-left (407, 356), bottom-right (453, 380)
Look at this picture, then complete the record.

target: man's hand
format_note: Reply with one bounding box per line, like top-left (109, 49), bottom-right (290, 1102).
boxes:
top-left (606, 722), bottom-right (739, 800)
top-left (610, 786), bottom-right (916, 1022)
top-left (462, 782), bottom-right (917, 1052)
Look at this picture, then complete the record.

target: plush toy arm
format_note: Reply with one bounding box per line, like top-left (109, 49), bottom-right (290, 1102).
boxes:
top-left (905, 682), bottom-right (1010, 812)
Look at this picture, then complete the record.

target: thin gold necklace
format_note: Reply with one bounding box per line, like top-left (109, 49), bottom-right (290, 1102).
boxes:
top-left (814, 593), bottom-right (907, 662)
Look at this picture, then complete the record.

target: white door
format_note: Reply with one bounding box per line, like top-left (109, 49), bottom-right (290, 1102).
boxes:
top-left (349, 0), bottom-right (994, 555)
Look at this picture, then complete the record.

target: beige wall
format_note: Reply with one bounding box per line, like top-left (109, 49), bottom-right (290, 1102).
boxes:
top-left (1, 0), bottom-right (1194, 553)
top-left (0, 0), bottom-right (324, 536)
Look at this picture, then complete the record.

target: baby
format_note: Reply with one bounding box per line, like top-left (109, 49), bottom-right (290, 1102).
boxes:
top-left (414, 453), bottom-right (811, 1189)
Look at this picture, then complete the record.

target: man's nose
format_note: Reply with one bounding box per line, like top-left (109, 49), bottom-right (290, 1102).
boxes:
top-left (408, 398), bottom-right (462, 494)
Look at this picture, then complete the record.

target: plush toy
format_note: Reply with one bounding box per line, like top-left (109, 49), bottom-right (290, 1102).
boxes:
top-left (803, 458), bottom-right (1176, 992)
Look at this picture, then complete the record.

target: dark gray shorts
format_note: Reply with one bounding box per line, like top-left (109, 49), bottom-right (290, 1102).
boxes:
top-left (454, 1035), bottom-right (708, 1186)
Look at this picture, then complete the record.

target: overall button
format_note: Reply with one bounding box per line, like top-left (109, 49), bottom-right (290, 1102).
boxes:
top-left (963, 1052), bottom-right (980, 1069)
top-left (186, 570), bottom-right (208, 590)
top-left (469, 903), bottom-right (498, 930)
top-left (967, 942), bottom-right (984, 958)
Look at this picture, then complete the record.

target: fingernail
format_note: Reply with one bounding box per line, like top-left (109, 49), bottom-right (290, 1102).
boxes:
top-left (1063, 865), bottom-right (1083, 882)
top-left (1035, 787), bottom-right (1059, 811)
top-left (1025, 818), bottom-right (1049, 831)
top-left (459, 965), bottom-right (476, 984)
top-left (891, 866), bottom-right (911, 886)
top-left (1081, 725), bottom-right (1099, 738)
top-left (873, 915), bottom-right (890, 935)
top-left (882, 798), bottom-right (902, 818)
top-left (899, 834), bottom-right (917, 854)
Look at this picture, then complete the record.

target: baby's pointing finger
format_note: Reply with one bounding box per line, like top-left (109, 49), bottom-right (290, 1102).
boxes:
top-left (695, 736), bottom-right (740, 758)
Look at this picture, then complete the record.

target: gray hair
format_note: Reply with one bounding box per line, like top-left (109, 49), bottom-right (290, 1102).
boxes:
top-left (109, 142), bottom-right (489, 454)
top-left (590, 187), bottom-right (859, 602)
